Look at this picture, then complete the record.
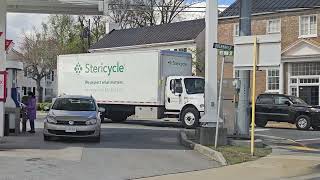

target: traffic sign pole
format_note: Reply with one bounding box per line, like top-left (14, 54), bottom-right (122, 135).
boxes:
top-left (215, 55), bottom-right (225, 148)
top-left (251, 36), bottom-right (258, 156)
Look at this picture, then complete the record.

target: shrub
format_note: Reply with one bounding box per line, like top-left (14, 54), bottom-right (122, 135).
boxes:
top-left (37, 103), bottom-right (52, 111)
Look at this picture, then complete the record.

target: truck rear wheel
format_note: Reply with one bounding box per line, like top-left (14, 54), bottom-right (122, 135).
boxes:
top-left (181, 107), bottom-right (199, 129)
top-left (110, 114), bottom-right (127, 123)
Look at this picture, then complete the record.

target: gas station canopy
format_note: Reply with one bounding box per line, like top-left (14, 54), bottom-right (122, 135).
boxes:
top-left (7, 0), bottom-right (105, 15)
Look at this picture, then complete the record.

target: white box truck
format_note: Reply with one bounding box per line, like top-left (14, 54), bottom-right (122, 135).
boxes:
top-left (57, 50), bottom-right (204, 128)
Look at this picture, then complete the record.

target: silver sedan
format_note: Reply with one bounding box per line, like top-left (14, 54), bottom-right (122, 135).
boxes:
top-left (43, 95), bottom-right (104, 142)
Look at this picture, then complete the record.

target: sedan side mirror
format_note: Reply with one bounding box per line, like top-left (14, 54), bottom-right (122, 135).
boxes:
top-left (284, 101), bottom-right (291, 106)
top-left (98, 107), bottom-right (106, 113)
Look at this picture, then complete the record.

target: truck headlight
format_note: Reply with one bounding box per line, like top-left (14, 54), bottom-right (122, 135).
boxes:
top-left (200, 104), bottom-right (205, 108)
top-left (46, 116), bottom-right (57, 124)
top-left (86, 119), bottom-right (97, 125)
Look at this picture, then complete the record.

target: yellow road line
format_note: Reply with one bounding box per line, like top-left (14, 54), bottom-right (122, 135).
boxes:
top-left (286, 145), bottom-right (320, 152)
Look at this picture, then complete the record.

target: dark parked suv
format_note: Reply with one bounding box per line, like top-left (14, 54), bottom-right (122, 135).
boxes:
top-left (255, 94), bottom-right (320, 130)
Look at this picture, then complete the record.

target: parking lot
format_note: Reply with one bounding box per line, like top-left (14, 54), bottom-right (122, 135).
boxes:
top-left (0, 118), bottom-right (219, 180)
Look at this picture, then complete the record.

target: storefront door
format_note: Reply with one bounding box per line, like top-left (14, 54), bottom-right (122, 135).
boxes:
top-left (299, 86), bottom-right (319, 105)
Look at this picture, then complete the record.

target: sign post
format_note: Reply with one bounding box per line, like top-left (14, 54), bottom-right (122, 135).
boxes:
top-left (213, 43), bottom-right (234, 148)
top-left (251, 37), bottom-right (258, 156)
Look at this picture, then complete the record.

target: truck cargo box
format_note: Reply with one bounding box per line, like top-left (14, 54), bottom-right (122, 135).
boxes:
top-left (57, 50), bottom-right (192, 106)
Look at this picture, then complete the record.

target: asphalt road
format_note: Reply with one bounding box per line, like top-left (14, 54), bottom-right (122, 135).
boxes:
top-left (0, 119), bottom-right (219, 180)
top-left (256, 124), bottom-right (320, 149)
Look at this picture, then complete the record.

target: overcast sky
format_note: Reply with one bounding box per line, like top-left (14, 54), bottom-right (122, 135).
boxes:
top-left (6, 0), bottom-right (235, 48)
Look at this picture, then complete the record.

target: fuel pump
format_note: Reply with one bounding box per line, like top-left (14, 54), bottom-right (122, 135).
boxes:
top-left (5, 60), bottom-right (23, 134)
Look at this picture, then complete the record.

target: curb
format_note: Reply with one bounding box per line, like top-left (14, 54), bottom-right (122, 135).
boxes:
top-left (179, 130), bottom-right (228, 166)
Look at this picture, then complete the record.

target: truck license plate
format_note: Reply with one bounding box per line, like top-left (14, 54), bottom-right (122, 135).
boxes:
top-left (65, 127), bottom-right (77, 132)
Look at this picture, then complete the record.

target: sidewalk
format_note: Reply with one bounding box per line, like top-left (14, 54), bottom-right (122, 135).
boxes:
top-left (138, 139), bottom-right (320, 180)
top-left (138, 154), bottom-right (319, 180)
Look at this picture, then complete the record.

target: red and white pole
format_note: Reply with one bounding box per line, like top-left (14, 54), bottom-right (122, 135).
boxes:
top-left (0, 0), bottom-right (7, 137)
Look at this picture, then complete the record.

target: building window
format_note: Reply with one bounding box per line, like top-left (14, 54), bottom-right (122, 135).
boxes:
top-left (267, 69), bottom-right (279, 92)
top-left (27, 87), bottom-right (31, 93)
top-left (51, 71), bottom-right (54, 81)
top-left (234, 70), bottom-right (240, 79)
top-left (291, 62), bottom-right (320, 76)
top-left (22, 87), bottom-right (27, 96)
top-left (267, 19), bottom-right (281, 34)
top-left (234, 23), bottom-right (239, 36)
top-left (299, 78), bottom-right (319, 84)
top-left (290, 78), bottom-right (297, 84)
top-left (291, 87), bottom-right (297, 97)
top-left (299, 15), bottom-right (317, 37)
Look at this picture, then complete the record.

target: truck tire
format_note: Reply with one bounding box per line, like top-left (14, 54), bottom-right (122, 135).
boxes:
top-left (110, 114), bottom-right (127, 123)
top-left (181, 107), bottom-right (199, 129)
top-left (296, 115), bottom-right (311, 130)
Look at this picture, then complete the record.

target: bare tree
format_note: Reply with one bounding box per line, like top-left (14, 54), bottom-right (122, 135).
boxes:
top-left (20, 25), bottom-right (59, 102)
top-left (91, 16), bottom-right (106, 43)
top-left (108, 0), bottom-right (202, 28)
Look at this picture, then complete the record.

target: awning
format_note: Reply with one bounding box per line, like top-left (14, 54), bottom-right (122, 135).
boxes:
top-left (7, 0), bottom-right (105, 15)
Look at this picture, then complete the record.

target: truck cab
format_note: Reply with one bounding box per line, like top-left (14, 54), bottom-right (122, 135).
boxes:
top-left (165, 76), bottom-right (204, 128)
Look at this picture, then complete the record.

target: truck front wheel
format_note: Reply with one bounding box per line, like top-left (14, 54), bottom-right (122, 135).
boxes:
top-left (181, 108), bottom-right (199, 129)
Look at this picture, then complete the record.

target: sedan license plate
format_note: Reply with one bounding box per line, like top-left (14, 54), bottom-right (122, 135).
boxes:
top-left (65, 127), bottom-right (77, 132)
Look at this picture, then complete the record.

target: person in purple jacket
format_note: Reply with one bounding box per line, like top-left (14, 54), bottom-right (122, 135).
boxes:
top-left (26, 92), bottom-right (37, 133)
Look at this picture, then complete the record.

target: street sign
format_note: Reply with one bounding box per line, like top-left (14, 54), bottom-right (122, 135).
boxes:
top-left (213, 43), bottom-right (234, 51)
top-left (234, 34), bottom-right (281, 70)
top-left (5, 40), bottom-right (13, 51)
top-left (218, 50), bottom-right (234, 56)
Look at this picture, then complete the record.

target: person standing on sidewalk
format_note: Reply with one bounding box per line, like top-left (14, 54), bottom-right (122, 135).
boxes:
top-left (26, 92), bottom-right (36, 133)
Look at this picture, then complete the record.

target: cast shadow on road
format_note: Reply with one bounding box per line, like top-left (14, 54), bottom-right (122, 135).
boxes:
top-left (0, 126), bottom-right (187, 151)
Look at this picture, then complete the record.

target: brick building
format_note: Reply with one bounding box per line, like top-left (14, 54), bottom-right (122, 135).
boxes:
top-left (218, 0), bottom-right (320, 105)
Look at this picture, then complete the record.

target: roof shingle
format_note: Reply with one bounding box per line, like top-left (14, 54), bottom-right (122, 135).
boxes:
top-left (90, 19), bottom-right (205, 50)
top-left (220, 0), bottom-right (320, 18)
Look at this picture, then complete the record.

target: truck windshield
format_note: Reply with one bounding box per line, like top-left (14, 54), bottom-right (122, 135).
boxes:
top-left (52, 98), bottom-right (96, 111)
top-left (184, 78), bottom-right (205, 94)
top-left (289, 96), bottom-right (308, 105)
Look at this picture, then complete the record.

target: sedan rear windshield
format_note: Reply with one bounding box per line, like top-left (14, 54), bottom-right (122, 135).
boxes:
top-left (52, 98), bottom-right (96, 111)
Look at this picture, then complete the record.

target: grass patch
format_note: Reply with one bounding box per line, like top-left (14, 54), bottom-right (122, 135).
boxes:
top-left (213, 146), bottom-right (272, 165)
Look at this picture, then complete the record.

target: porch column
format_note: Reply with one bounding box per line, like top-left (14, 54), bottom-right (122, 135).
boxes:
top-left (279, 62), bottom-right (285, 94)
top-left (0, 0), bottom-right (7, 137)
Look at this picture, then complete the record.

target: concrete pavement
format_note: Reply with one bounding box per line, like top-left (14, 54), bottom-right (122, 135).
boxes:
top-left (137, 154), bottom-right (320, 180)
top-left (0, 119), bottom-right (220, 180)
top-left (138, 132), bottom-right (320, 180)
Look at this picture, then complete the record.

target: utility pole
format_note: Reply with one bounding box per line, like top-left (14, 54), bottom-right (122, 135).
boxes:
top-left (200, 0), bottom-right (218, 127)
top-left (236, 0), bottom-right (252, 137)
